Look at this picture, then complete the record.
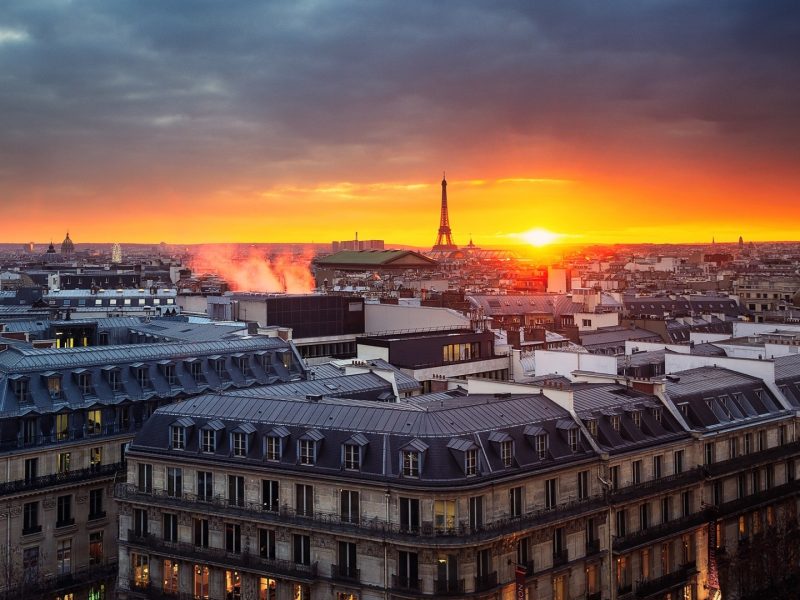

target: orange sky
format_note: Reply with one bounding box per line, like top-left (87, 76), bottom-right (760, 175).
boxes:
top-left (2, 2), bottom-right (799, 247)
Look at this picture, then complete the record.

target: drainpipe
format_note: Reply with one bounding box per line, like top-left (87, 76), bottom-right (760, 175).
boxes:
top-left (384, 489), bottom-right (391, 600)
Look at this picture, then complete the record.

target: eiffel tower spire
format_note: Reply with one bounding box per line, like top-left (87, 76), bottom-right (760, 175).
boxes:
top-left (432, 173), bottom-right (457, 251)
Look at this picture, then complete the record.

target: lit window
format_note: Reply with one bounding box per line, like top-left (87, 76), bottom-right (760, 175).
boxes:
top-left (568, 429), bottom-right (580, 452)
top-left (402, 451), bottom-right (419, 477)
top-left (535, 434), bottom-right (549, 459)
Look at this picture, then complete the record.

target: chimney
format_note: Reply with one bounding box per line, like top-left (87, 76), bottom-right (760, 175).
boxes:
top-left (277, 327), bottom-right (292, 341)
top-left (246, 322), bottom-right (259, 335)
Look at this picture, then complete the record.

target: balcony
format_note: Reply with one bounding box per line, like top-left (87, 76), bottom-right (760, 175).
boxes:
top-left (474, 572), bottom-right (498, 592)
top-left (391, 575), bottom-right (422, 592)
top-left (5, 422), bottom-right (143, 452)
top-left (0, 461), bottom-right (125, 498)
top-left (126, 530), bottom-right (318, 581)
top-left (635, 561), bottom-right (697, 598)
top-left (22, 524), bottom-right (42, 536)
top-left (330, 563), bottom-right (360, 582)
top-left (56, 517), bottom-right (76, 528)
top-left (3, 558), bottom-right (117, 598)
top-left (586, 592), bottom-right (602, 600)
top-left (713, 478), bottom-right (800, 518)
top-left (614, 510), bottom-right (710, 552)
top-left (610, 467), bottom-right (704, 503)
top-left (705, 441), bottom-right (800, 479)
top-left (434, 579), bottom-right (465, 595)
top-left (116, 482), bottom-right (607, 546)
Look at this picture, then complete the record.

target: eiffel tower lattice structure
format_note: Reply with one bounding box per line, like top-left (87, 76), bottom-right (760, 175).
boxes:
top-left (432, 174), bottom-right (458, 252)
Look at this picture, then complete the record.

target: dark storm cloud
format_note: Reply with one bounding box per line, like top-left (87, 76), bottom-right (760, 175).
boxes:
top-left (0, 0), bottom-right (798, 200)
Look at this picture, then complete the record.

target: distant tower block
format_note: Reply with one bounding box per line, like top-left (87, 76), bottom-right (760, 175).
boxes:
top-left (111, 243), bottom-right (122, 263)
top-left (432, 174), bottom-right (458, 251)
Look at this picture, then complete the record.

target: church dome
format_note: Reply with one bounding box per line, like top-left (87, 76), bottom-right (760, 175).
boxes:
top-left (61, 232), bottom-right (74, 254)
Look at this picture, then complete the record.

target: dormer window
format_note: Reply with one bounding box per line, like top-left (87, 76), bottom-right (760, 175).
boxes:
top-left (535, 434), bottom-right (549, 460)
top-left (465, 449), bottom-right (477, 476)
top-left (342, 433), bottom-right (368, 470)
top-left (172, 426), bottom-right (186, 450)
top-left (102, 366), bottom-right (122, 392)
top-left (234, 355), bottom-right (252, 378)
top-left (201, 420), bottom-right (224, 453)
top-left (265, 426), bottom-right (289, 461)
top-left (231, 423), bottom-right (256, 458)
top-left (568, 429), bottom-right (580, 453)
top-left (400, 439), bottom-right (428, 478)
top-left (611, 415), bottom-right (621, 432)
top-left (652, 407), bottom-right (662, 423)
top-left (131, 364), bottom-right (150, 390)
top-left (501, 440), bottom-right (513, 467)
top-left (447, 437), bottom-right (479, 476)
top-left (586, 419), bottom-right (598, 437)
top-left (42, 372), bottom-right (62, 400)
top-left (75, 370), bottom-right (93, 396)
top-left (186, 359), bottom-right (204, 382)
top-left (632, 411), bottom-right (641, 428)
top-left (10, 375), bottom-right (31, 404)
top-left (159, 361), bottom-right (177, 386)
top-left (298, 429), bottom-right (324, 466)
top-left (257, 352), bottom-right (272, 373)
top-left (209, 356), bottom-right (227, 380)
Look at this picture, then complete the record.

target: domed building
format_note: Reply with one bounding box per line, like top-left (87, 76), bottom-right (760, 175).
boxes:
top-left (61, 232), bottom-right (74, 256)
top-left (43, 240), bottom-right (58, 263)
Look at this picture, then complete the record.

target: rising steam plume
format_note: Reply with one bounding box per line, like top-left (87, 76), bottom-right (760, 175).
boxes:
top-left (188, 245), bottom-right (315, 294)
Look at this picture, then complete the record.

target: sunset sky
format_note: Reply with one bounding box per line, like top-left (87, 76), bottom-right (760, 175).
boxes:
top-left (1, 1), bottom-right (798, 246)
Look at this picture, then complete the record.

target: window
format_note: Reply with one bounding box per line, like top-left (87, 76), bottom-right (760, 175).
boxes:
top-left (23, 501), bottom-right (39, 534)
top-left (632, 460), bottom-right (642, 484)
top-left (22, 547), bottom-right (39, 583)
top-left (652, 407), bottom-right (662, 423)
top-left (340, 489), bottom-right (359, 524)
top-left (225, 570), bottom-right (241, 600)
top-left (197, 471), bottom-right (213, 502)
top-left (661, 496), bottom-right (671, 523)
top-left (465, 449), bottom-right (477, 476)
top-left (577, 470), bottom-right (589, 500)
top-left (259, 577), bottom-right (277, 600)
top-left (57, 495), bottom-right (73, 527)
top-left (469, 495), bottom-right (483, 531)
top-left (553, 527), bottom-right (566, 561)
top-left (397, 551), bottom-right (419, 590)
top-left (56, 413), bottom-right (70, 441)
top-left (24, 457), bottom-right (38, 483)
top-left (586, 419), bottom-right (598, 437)
top-left (500, 440), bottom-right (513, 467)
top-left (673, 450), bottom-right (684, 474)
top-left (47, 375), bottom-right (62, 399)
top-left (568, 428), bottom-right (579, 452)
top-left (744, 433), bottom-right (752, 455)
top-left (262, 479), bottom-right (279, 512)
top-left (632, 411), bottom-right (641, 428)
top-left (293, 534), bottom-right (311, 565)
top-left (228, 475), bottom-right (245, 507)
top-left (639, 503), bottom-right (649, 530)
top-left (758, 430), bottom-right (766, 452)
top-left (681, 491), bottom-right (691, 517)
top-left (713, 481), bottom-right (723, 506)
top-left (201, 429), bottom-right (216, 453)
top-left (653, 455), bottom-right (662, 479)
top-left (171, 426), bottom-right (186, 450)
top-left (86, 409), bottom-right (103, 435)
top-left (535, 434), bottom-right (549, 459)
top-left (737, 473), bottom-right (746, 499)
top-left (780, 424), bottom-right (788, 446)
top-left (616, 509), bottom-right (626, 537)
top-left (337, 541), bottom-right (358, 579)
top-left (108, 368), bottom-right (122, 393)
top-left (11, 377), bottom-right (31, 404)
top-left (728, 437), bottom-right (738, 460)
top-left (89, 531), bottom-right (104, 565)
top-left (188, 360), bottom-right (204, 382)
top-left (296, 484), bottom-right (313, 517)
top-left (163, 560), bottom-right (179, 596)
top-left (193, 565), bottom-right (208, 599)
top-left (138, 463), bottom-right (153, 493)
top-left (266, 436), bottom-right (281, 461)
top-left (90, 446), bottom-right (102, 470)
top-left (545, 478), bottom-right (558, 509)
top-left (163, 513), bottom-right (178, 543)
top-left (610, 465), bottom-right (620, 490)
top-left (611, 415), bottom-right (621, 432)
top-left (162, 363), bottom-right (177, 386)
top-left (225, 523), bottom-right (241, 553)
top-left (510, 486), bottom-right (523, 517)
top-left (133, 509), bottom-right (148, 537)
top-left (402, 451), bottom-right (419, 477)
top-left (89, 489), bottom-right (104, 519)
top-left (344, 444), bottom-right (360, 470)
top-left (704, 442), bottom-right (715, 465)
top-left (135, 367), bottom-right (149, 389)
top-left (56, 540), bottom-right (72, 575)
top-left (194, 518), bottom-right (210, 548)
top-left (299, 439), bottom-right (315, 465)
top-left (81, 375), bottom-right (95, 397)
top-left (517, 537), bottom-right (530, 570)
top-left (132, 553), bottom-right (150, 588)
top-left (232, 432), bottom-right (247, 457)
top-left (166, 467), bottom-right (182, 498)
top-left (434, 499), bottom-right (456, 533)
top-left (21, 418), bottom-right (37, 445)
top-left (259, 529), bottom-right (276, 559)
top-left (400, 497), bottom-right (420, 532)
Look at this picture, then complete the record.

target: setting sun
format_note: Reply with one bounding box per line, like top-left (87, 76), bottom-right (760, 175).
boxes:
top-left (521, 228), bottom-right (562, 247)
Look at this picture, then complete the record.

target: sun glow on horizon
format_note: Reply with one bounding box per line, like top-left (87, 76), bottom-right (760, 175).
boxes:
top-left (521, 228), bottom-right (562, 247)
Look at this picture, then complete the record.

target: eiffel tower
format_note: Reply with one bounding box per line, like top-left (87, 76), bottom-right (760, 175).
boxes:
top-left (432, 174), bottom-right (458, 251)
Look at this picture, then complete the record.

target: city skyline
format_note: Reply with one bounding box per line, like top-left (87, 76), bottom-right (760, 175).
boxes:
top-left (1, 1), bottom-right (799, 245)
